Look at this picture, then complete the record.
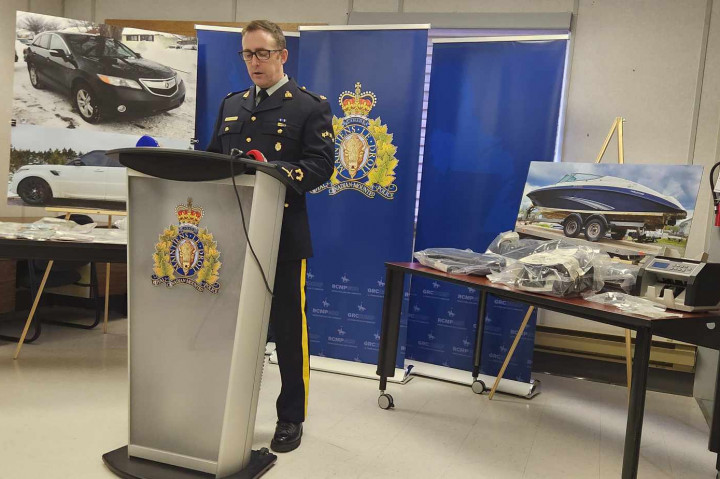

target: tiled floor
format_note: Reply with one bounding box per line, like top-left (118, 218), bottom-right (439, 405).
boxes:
top-left (0, 315), bottom-right (717, 479)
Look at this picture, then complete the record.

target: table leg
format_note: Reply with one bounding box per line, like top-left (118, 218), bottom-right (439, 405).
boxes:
top-left (472, 291), bottom-right (488, 379)
top-left (376, 267), bottom-right (405, 393)
top-left (13, 260), bottom-right (55, 359)
top-left (625, 329), bottom-right (633, 397)
top-left (621, 327), bottom-right (652, 479)
top-left (488, 305), bottom-right (535, 400)
top-left (708, 353), bottom-right (720, 474)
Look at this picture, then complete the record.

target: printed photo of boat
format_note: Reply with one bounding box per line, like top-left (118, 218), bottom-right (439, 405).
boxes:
top-left (516, 162), bottom-right (703, 255)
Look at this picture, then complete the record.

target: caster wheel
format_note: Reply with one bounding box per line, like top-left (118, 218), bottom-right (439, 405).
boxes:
top-left (471, 380), bottom-right (486, 394)
top-left (378, 393), bottom-right (394, 410)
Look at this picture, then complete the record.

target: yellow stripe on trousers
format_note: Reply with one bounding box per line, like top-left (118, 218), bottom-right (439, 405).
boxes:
top-left (300, 259), bottom-right (310, 417)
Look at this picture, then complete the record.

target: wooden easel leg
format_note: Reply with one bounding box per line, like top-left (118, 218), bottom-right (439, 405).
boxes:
top-left (597, 116), bottom-right (632, 391)
top-left (625, 329), bottom-right (633, 395)
top-left (594, 117), bottom-right (619, 164)
top-left (13, 260), bottom-right (55, 359)
top-left (617, 117), bottom-right (625, 164)
top-left (488, 306), bottom-right (535, 400)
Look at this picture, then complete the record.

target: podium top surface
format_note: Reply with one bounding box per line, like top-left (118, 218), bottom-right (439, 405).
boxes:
top-left (107, 147), bottom-right (300, 193)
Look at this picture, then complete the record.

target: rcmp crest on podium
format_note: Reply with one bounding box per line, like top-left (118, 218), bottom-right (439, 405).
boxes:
top-left (311, 82), bottom-right (398, 200)
top-left (151, 198), bottom-right (222, 294)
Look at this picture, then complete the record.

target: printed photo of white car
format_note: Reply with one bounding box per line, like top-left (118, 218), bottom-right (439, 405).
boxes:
top-left (9, 149), bottom-right (126, 205)
top-left (9, 123), bottom-right (189, 210)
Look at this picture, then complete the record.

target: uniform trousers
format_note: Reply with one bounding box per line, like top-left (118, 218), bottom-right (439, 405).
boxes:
top-left (270, 259), bottom-right (310, 423)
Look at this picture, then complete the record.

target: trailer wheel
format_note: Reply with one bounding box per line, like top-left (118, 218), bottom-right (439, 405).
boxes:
top-left (610, 229), bottom-right (627, 240)
top-left (584, 218), bottom-right (607, 242)
top-left (563, 214), bottom-right (583, 238)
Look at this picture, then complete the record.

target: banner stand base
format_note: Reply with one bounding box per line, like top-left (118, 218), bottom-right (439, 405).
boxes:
top-left (269, 352), bottom-right (411, 385)
top-left (102, 446), bottom-right (276, 479)
top-left (404, 360), bottom-right (541, 399)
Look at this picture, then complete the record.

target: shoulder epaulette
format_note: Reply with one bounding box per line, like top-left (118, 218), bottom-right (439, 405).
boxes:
top-left (298, 86), bottom-right (327, 102)
top-left (225, 89), bottom-right (249, 99)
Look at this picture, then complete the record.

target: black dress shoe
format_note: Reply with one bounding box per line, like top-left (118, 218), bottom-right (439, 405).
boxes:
top-left (270, 421), bottom-right (303, 453)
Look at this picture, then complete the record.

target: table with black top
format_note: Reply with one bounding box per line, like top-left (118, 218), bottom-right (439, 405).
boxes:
top-left (0, 237), bottom-right (127, 358)
top-left (376, 262), bottom-right (720, 479)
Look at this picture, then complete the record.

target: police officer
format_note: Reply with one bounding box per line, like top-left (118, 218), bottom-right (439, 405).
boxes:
top-left (207, 20), bottom-right (334, 452)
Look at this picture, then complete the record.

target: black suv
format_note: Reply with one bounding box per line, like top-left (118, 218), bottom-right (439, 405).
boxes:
top-left (25, 32), bottom-right (185, 123)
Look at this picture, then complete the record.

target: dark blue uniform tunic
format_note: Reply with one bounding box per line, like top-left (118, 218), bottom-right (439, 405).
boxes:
top-left (208, 78), bottom-right (334, 422)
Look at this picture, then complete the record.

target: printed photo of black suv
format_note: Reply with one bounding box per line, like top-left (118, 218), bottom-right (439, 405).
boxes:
top-left (25, 32), bottom-right (185, 123)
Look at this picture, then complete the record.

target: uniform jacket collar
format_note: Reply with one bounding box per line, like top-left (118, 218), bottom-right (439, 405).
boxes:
top-left (241, 78), bottom-right (299, 114)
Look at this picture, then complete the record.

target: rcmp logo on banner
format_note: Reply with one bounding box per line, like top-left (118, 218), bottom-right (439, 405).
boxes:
top-left (311, 82), bottom-right (398, 200)
top-left (151, 198), bottom-right (221, 294)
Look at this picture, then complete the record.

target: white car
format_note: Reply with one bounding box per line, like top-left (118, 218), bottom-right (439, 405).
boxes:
top-left (10, 150), bottom-right (126, 205)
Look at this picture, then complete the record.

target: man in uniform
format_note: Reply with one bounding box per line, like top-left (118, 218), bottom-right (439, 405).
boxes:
top-left (207, 20), bottom-right (334, 453)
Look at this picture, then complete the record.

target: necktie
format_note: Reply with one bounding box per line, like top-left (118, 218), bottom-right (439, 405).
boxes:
top-left (256, 88), bottom-right (268, 106)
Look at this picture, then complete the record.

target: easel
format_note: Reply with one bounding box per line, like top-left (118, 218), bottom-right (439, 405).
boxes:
top-left (13, 207), bottom-right (127, 360)
top-left (488, 117), bottom-right (634, 399)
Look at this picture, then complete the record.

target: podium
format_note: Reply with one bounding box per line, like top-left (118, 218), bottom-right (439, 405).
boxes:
top-left (102, 148), bottom-right (295, 479)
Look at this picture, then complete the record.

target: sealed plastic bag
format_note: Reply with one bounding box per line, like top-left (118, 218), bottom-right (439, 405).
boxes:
top-left (486, 231), bottom-right (546, 260)
top-left (32, 217), bottom-right (97, 234)
top-left (413, 248), bottom-right (506, 276)
top-left (593, 256), bottom-right (640, 293)
top-left (584, 292), bottom-right (681, 319)
top-left (488, 242), bottom-right (607, 297)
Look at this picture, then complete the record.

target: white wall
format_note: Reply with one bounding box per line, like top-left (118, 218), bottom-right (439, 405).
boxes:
top-left (688, 0), bottom-right (720, 259)
top-left (403, 0), bottom-right (574, 13)
top-left (232, 0), bottom-right (349, 24)
top-left (95, 0), bottom-right (235, 23)
top-left (353, 0), bottom-right (399, 13)
top-left (563, 0), bottom-right (706, 167)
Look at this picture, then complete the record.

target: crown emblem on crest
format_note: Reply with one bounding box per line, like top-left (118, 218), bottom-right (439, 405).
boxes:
top-left (176, 197), bottom-right (204, 225)
top-left (339, 82), bottom-right (376, 116)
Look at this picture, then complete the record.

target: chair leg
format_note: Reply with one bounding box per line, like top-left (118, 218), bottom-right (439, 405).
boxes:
top-left (41, 263), bottom-right (101, 330)
top-left (0, 315), bottom-right (42, 343)
top-left (0, 262), bottom-right (43, 343)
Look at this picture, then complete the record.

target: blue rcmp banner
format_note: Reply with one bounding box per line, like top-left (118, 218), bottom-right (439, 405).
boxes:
top-left (406, 38), bottom-right (568, 382)
top-left (299, 26), bottom-right (429, 366)
top-left (195, 28), bottom-right (299, 150)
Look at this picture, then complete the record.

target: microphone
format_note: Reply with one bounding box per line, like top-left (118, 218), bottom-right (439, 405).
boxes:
top-left (245, 150), bottom-right (268, 162)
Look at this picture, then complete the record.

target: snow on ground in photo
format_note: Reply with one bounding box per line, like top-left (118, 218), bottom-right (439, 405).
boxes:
top-left (12, 43), bottom-right (197, 143)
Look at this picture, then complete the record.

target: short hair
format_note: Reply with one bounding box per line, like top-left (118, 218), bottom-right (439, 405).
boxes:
top-left (243, 20), bottom-right (286, 50)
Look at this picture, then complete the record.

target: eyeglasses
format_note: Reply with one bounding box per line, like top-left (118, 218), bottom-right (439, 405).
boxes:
top-left (239, 49), bottom-right (282, 62)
